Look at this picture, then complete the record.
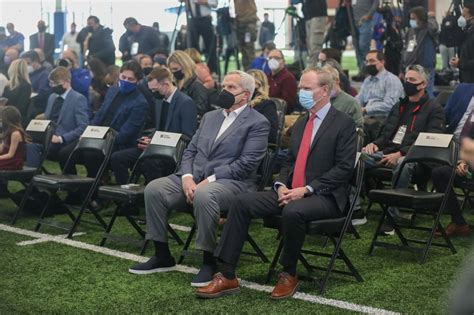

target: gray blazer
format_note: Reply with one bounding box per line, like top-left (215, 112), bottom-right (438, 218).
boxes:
top-left (44, 89), bottom-right (90, 144)
top-left (171, 105), bottom-right (270, 192)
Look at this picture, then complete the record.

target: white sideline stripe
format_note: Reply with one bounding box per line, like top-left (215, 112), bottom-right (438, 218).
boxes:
top-left (169, 223), bottom-right (192, 232)
top-left (0, 224), bottom-right (399, 315)
top-left (17, 232), bottom-right (86, 246)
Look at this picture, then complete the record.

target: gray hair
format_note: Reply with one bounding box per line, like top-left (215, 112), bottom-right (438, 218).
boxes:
top-left (405, 64), bottom-right (428, 83)
top-left (227, 70), bottom-right (256, 99)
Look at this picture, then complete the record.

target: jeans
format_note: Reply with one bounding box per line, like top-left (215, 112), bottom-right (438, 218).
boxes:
top-left (356, 20), bottom-right (376, 71)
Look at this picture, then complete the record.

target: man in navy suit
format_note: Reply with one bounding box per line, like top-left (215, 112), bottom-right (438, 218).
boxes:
top-left (110, 67), bottom-right (198, 184)
top-left (29, 20), bottom-right (55, 65)
top-left (196, 67), bottom-right (357, 300)
top-left (26, 66), bottom-right (89, 168)
top-left (61, 60), bottom-right (149, 177)
top-left (129, 71), bottom-right (270, 287)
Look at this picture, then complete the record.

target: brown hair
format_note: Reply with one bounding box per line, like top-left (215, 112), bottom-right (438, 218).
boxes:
top-left (184, 48), bottom-right (202, 64)
top-left (147, 67), bottom-right (173, 83)
top-left (1, 106), bottom-right (28, 142)
top-left (48, 66), bottom-right (71, 83)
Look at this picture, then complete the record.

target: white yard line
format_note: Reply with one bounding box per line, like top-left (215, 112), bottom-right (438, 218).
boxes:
top-left (17, 232), bottom-right (85, 246)
top-left (0, 223), bottom-right (399, 315)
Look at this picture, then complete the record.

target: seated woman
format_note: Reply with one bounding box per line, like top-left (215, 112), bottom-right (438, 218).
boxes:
top-left (185, 48), bottom-right (215, 90)
top-left (0, 106), bottom-right (27, 170)
top-left (167, 50), bottom-right (210, 116)
top-left (432, 113), bottom-right (474, 237)
top-left (247, 69), bottom-right (278, 144)
top-left (2, 59), bottom-right (32, 127)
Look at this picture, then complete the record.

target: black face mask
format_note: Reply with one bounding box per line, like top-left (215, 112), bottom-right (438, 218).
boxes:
top-left (252, 90), bottom-right (259, 100)
top-left (143, 67), bottom-right (153, 76)
top-left (173, 69), bottom-right (184, 81)
top-left (52, 85), bottom-right (66, 95)
top-left (217, 89), bottom-right (246, 109)
top-left (366, 64), bottom-right (379, 76)
top-left (38, 26), bottom-right (46, 32)
top-left (86, 26), bottom-right (94, 33)
top-left (403, 81), bottom-right (423, 97)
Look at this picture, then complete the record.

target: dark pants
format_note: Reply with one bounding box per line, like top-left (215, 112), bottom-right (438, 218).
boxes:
top-left (60, 140), bottom-right (105, 178)
top-left (187, 16), bottom-right (218, 73)
top-left (110, 147), bottom-right (177, 185)
top-left (215, 190), bottom-right (340, 269)
top-left (432, 165), bottom-right (467, 225)
top-left (26, 142), bottom-right (72, 169)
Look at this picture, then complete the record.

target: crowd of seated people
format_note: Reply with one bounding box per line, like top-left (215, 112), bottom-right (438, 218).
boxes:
top-left (2, 10), bottom-right (474, 304)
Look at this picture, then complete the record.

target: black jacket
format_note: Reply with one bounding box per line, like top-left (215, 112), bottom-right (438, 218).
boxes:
top-left (3, 80), bottom-right (32, 127)
top-left (276, 106), bottom-right (356, 212)
top-left (77, 25), bottom-right (116, 66)
top-left (302, 0), bottom-right (327, 19)
top-left (253, 99), bottom-right (278, 144)
top-left (181, 75), bottom-right (210, 116)
top-left (373, 95), bottom-right (445, 155)
top-left (460, 25), bottom-right (474, 83)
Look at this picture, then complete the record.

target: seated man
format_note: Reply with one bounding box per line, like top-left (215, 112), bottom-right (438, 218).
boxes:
top-left (26, 66), bottom-right (89, 168)
top-left (59, 49), bottom-right (92, 99)
top-left (267, 49), bottom-right (297, 113)
top-left (323, 65), bottom-right (364, 129)
top-left (361, 64), bottom-right (445, 232)
top-left (110, 67), bottom-right (198, 184)
top-left (432, 112), bottom-right (474, 237)
top-left (128, 71), bottom-right (270, 287)
top-left (249, 41), bottom-right (275, 75)
top-left (195, 67), bottom-right (356, 299)
top-left (61, 60), bottom-right (149, 177)
top-left (356, 50), bottom-right (405, 143)
top-left (444, 83), bottom-right (474, 138)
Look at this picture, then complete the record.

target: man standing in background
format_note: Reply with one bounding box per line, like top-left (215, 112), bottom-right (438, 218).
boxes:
top-left (29, 20), bottom-right (55, 65)
top-left (302, 0), bottom-right (328, 67)
top-left (234, 0), bottom-right (259, 71)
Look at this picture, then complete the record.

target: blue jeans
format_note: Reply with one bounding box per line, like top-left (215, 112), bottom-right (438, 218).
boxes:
top-left (26, 143), bottom-right (43, 168)
top-left (427, 67), bottom-right (435, 99)
top-left (356, 20), bottom-right (376, 71)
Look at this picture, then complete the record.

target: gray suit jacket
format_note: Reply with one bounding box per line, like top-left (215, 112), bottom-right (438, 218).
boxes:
top-left (44, 89), bottom-right (90, 144)
top-left (171, 105), bottom-right (270, 192)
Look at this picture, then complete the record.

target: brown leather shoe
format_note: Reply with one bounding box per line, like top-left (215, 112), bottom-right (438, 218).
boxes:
top-left (436, 223), bottom-right (470, 237)
top-left (195, 273), bottom-right (239, 299)
top-left (270, 272), bottom-right (299, 300)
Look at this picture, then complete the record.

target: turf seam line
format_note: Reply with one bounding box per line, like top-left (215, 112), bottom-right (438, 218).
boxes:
top-left (0, 224), bottom-right (399, 315)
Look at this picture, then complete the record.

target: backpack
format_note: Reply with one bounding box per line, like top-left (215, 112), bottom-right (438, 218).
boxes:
top-left (440, 10), bottom-right (465, 47)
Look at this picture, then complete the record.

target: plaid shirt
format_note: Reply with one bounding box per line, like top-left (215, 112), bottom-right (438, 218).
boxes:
top-left (356, 69), bottom-right (405, 117)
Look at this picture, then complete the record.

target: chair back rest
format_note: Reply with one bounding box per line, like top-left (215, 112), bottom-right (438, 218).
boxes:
top-left (25, 120), bottom-right (55, 175)
top-left (129, 132), bottom-right (191, 183)
top-left (62, 126), bottom-right (117, 174)
top-left (401, 133), bottom-right (458, 167)
top-left (257, 145), bottom-right (277, 191)
top-left (270, 97), bottom-right (287, 148)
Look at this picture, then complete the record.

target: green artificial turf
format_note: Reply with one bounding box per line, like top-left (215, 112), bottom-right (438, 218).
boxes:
top-left (1, 159), bottom-right (473, 314)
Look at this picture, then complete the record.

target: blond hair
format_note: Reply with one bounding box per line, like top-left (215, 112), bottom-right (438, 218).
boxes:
top-left (184, 48), bottom-right (202, 64)
top-left (247, 69), bottom-right (269, 107)
top-left (7, 59), bottom-right (30, 90)
top-left (167, 50), bottom-right (196, 90)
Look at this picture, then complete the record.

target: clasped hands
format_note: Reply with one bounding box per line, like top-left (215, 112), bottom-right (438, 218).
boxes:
top-left (182, 176), bottom-right (209, 204)
top-left (277, 185), bottom-right (308, 207)
top-left (363, 143), bottom-right (402, 168)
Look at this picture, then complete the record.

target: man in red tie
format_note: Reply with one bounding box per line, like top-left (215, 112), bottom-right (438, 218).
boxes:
top-left (195, 67), bottom-right (357, 299)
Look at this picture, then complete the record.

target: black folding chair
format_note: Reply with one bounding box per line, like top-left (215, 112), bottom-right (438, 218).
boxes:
top-left (177, 145), bottom-right (280, 265)
top-left (456, 178), bottom-right (474, 212)
top-left (97, 133), bottom-right (190, 253)
top-left (263, 130), bottom-right (364, 295)
top-left (368, 135), bottom-right (459, 263)
top-left (24, 128), bottom-right (116, 238)
top-left (8, 121), bottom-right (55, 223)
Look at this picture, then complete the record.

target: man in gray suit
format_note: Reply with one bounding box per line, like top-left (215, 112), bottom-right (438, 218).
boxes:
top-left (129, 71), bottom-right (270, 287)
top-left (26, 66), bottom-right (89, 168)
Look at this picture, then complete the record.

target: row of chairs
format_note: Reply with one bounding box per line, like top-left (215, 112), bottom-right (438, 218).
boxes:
top-left (1, 105), bottom-right (465, 295)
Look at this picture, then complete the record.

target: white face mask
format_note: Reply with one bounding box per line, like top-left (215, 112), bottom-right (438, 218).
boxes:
top-left (458, 16), bottom-right (467, 28)
top-left (268, 58), bottom-right (280, 71)
top-left (27, 65), bottom-right (34, 73)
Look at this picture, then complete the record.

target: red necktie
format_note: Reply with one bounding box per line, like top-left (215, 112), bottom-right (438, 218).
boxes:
top-left (292, 113), bottom-right (316, 188)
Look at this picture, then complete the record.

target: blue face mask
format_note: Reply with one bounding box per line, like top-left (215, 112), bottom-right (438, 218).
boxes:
top-left (409, 19), bottom-right (417, 29)
top-left (299, 89), bottom-right (315, 110)
top-left (118, 79), bottom-right (137, 94)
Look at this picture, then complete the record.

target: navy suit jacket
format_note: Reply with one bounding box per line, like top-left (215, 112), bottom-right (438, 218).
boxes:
top-left (155, 89), bottom-right (198, 138)
top-left (172, 105), bottom-right (270, 192)
top-left (44, 89), bottom-right (89, 144)
top-left (92, 86), bottom-right (148, 149)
